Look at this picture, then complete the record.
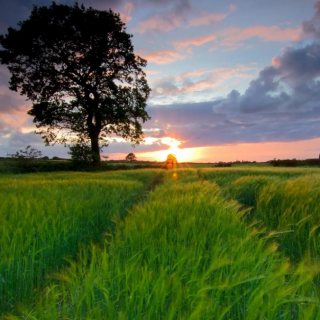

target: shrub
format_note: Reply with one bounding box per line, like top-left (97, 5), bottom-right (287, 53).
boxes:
top-left (212, 162), bottom-right (232, 167)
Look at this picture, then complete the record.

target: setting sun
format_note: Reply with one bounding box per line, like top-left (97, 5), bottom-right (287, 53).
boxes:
top-left (140, 137), bottom-right (196, 162)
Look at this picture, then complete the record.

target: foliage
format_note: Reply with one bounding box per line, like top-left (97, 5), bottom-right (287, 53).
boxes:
top-left (8, 145), bottom-right (43, 172)
top-left (0, 3), bottom-right (151, 166)
top-left (212, 161), bottom-right (232, 167)
top-left (166, 153), bottom-right (177, 164)
top-left (0, 159), bottom-right (164, 174)
top-left (13, 145), bottom-right (42, 160)
top-left (269, 158), bottom-right (320, 167)
top-left (68, 142), bottom-right (93, 162)
top-left (125, 152), bottom-right (137, 161)
top-left (165, 153), bottom-right (177, 170)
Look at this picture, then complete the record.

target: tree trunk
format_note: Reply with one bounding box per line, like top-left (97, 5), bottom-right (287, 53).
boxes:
top-left (90, 134), bottom-right (100, 168)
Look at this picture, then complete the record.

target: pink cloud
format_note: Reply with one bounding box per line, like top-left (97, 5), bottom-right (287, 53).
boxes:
top-left (172, 34), bottom-right (217, 49)
top-left (133, 7), bottom-right (228, 34)
top-left (145, 70), bottom-right (162, 76)
top-left (151, 65), bottom-right (256, 97)
top-left (166, 24), bottom-right (301, 55)
top-left (219, 25), bottom-right (302, 42)
top-left (140, 50), bottom-right (187, 65)
top-left (271, 56), bottom-right (281, 68)
top-left (119, 2), bottom-right (134, 24)
top-left (227, 4), bottom-right (237, 12)
top-left (133, 15), bottom-right (182, 34)
top-left (189, 13), bottom-right (227, 27)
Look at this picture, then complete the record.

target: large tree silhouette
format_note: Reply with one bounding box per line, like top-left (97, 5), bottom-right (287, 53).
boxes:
top-left (0, 3), bottom-right (151, 166)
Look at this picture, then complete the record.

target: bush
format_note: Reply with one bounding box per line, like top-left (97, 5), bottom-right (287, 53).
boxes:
top-left (269, 159), bottom-right (320, 167)
top-left (9, 146), bottom-right (43, 172)
top-left (212, 162), bottom-right (232, 167)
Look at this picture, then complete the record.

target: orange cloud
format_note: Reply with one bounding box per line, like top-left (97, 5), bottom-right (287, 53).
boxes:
top-left (140, 50), bottom-right (187, 65)
top-left (189, 13), bottom-right (227, 26)
top-left (172, 34), bottom-right (217, 49)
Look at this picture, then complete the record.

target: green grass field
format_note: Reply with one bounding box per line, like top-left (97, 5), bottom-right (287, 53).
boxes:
top-left (1, 166), bottom-right (320, 319)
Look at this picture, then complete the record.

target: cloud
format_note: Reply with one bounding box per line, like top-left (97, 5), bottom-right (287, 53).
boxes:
top-left (132, 0), bottom-right (231, 34)
top-left (0, 0), bottom-right (125, 34)
top-left (216, 43), bottom-right (320, 116)
top-left (189, 13), bottom-right (227, 27)
top-left (302, 0), bottom-right (320, 39)
top-left (119, 2), bottom-right (134, 24)
top-left (132, 0), bottom-right (191, 34)
top-left (169, 24), bottom-right (301, 53)
top-left (0, 89), bottom-right (31, 115)
top-left (145, 2), bottom-right (320, 150)
top-left (218, 25), bottom-right (302, 43)
top-left (172, 35), bottom-right (217, 49)
top-left (150, 65), bottom-right (256, 98)
top-left (227, 4), bottom-right (237, 12)
top-left (139, 50), bottom-right (187, 64)
top-left (8, 131), bottom-right (43, 148)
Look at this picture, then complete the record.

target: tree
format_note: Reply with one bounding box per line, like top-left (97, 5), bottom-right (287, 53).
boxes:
top-left (12, 145), bottom-right (43, 170)
top-left (166, 153), bottom-right (177, 169)
top-left (0, 3), bottom-right (151, 167)
top-left (166, 153), bottom-right (177, 164)
top-left (68, 141), bottom-right (93, 163)
top-left (13, 145), bottom-right (42, 160)
top-left (125, 152), bottom-right (137, 161)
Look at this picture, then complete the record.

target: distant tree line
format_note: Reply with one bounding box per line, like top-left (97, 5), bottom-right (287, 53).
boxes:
top-left (269, 159), bottom-right (320, 167)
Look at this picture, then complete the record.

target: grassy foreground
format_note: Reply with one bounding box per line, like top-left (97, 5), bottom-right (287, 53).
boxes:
top-left (0, 170), bottom-right (163, 315)
top-left (1, 167), bottom-right (320, 319)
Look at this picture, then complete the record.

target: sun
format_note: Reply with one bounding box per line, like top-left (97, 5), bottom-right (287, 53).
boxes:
top-left (160, 137), bottom-right (194, 162)
top-left (137, 137), bottom-right (196, 162)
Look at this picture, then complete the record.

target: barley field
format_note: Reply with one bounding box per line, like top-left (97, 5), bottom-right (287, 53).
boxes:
top-left (1, 166), bottom-right (320, 319)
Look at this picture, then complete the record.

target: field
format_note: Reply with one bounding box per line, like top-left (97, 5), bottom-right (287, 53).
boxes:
top-left (1, 166), bottom-right (320, 319)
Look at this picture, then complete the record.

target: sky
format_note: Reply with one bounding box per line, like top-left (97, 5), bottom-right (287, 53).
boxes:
top-left (0, 0), bottom-right (320, 162)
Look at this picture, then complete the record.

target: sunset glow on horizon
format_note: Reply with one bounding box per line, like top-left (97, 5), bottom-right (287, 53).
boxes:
top-left (1, 0), bottom-right (320, 161)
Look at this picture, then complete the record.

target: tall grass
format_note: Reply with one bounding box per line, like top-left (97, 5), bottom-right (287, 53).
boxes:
top-left (0, 170), bottom-right (161, 314)
top-left (201, 168), bottom-right (320, 262)
top-left (10, 169), bottom-right (320, 319)
top-left (199, 167), bottom-right (318, 188)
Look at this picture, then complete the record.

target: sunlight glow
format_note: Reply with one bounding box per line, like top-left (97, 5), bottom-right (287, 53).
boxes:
top-left (139, 137), bottom-right (195, 162)
top-left (135, 137), bottom-right (320, 163)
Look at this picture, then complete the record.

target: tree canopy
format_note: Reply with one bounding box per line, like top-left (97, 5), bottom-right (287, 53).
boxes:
top-left (125, 152), bottom-right (137, 161)
top-left (0, 2), bottom-right (151, 166)
top-left (166, 154), bottom-right (177, 164)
